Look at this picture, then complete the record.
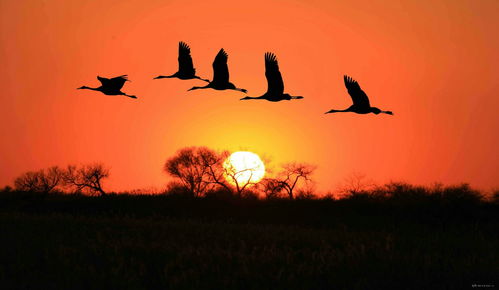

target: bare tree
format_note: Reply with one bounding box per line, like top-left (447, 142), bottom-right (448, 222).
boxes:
top-left (14, 166), bottom-right (63, 192)
top-left (164, 147), bottom-right (221, 197)
top-left (200, 149), bottom-right (233, 193)
top-left (14, 171), bottom-right (39, 191)
top-left (271, 162), bottom-right (315, 200)
top-left (339, 172), bottom-right (375, 196)
top-left (63, 163), bottom-right (109, 195)
top-left (39, 166), bottom-right (64, 192)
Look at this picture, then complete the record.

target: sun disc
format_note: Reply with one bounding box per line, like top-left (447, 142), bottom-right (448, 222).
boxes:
top-left (223, 151), bottom-right (265, 186)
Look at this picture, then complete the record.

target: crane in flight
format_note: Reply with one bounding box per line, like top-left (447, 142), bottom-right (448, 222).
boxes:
top-left (325, 75), bottom-right (392, 115)
top-left (240, 52), bottom-right (303, 102)
top-left (154, 41), bottom-right (209, 82)
top-left (77, 75), bottom-right (136, 99)
top-left (188, 48), bottom-right (247, 93)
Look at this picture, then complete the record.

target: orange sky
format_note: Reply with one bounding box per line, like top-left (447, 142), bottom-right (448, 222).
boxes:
top-left (0, 0), bottom-right (498, 192)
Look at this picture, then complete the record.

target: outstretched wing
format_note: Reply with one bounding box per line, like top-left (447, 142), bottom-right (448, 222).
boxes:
top-left (98, 75), bottom-right (129, 90)
top-left (97, 76), bottom-right (109, 86)
top-left (178, 41), bottom-right (196, 76)
top-left (212, 48), bottom-right (229, 84)
top-left (264, 52), bottom-right (284, 95)
top-left (344, 75), bottom-right (370, 107)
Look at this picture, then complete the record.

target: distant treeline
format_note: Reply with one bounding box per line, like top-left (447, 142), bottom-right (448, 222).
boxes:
top-left (1, 182), bottom-right (498, 227)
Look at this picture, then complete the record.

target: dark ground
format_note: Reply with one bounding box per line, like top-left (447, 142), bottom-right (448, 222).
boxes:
top-left (0, 186), bottom-right (497, 290)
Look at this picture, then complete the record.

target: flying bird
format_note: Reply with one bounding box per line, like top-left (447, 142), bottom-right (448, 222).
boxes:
top-left (154, 41), bottom-right (209, 82)
top-left (77, 75), bottom-right (137, 99)
top-left (325, 75), bottom-right (392, 115)
top-left (241, 52), bottom-right (303, 102)
top-left (188, 48), bottom-right (247, 93)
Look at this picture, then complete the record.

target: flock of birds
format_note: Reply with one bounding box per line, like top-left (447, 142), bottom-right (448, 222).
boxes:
top-left (78, 41), bottom-right (393, 115)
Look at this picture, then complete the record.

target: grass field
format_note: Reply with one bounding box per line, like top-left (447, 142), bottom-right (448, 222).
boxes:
top-left (0, 186), bottom-right (497, 289)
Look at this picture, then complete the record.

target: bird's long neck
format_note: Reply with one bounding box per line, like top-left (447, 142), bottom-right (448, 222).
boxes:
top-left (325, 109), bottom-right (350, 114)
top-left (154, 74), bottom-right (176, 79)
top-left (80, 86), bottom-right (101, 91)
top-left (240, 96), bottom-right (262, 100)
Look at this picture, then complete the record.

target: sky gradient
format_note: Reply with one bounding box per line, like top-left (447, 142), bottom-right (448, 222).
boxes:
top-left (0, 0), bottom-right (498, 192)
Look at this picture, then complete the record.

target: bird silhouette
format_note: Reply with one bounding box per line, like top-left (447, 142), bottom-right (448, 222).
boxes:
top-left (188, 48), bottom-right (247, 93)
top-left (154, 41), bottom-right (209, 82)
top-left (241, 52), bottom-right (303, 102)
top-left (325, 75), bottom-right (392, 115)
top-left (77, 75), bottom-right (137, 99)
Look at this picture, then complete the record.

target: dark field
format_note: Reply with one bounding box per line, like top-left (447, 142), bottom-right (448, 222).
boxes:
top-left (0, 187), bottom-right (498, 289)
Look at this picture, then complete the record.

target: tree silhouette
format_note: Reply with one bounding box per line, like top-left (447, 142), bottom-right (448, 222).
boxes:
top-left (265, 163), bottom-right (315, 200)
top-left (14, 166), bottom-right (63, 193)
top-left (63, 163), bottom-right (109, 196)
top-left (164, 147), bottom-right (220, 197)
top-left (199, 149), bottom-right (233, 194)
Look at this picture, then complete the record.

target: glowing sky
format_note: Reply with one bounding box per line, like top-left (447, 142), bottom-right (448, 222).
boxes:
top-left (0, 0), bottom-right (497, 192)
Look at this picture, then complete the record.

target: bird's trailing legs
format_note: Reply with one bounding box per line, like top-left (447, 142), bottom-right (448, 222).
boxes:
top-left (231, 87), bottom-right (247, 93)
top-left (325, 109), bottom-right (349, 114)
top-left (284, 94), bottom-right (303, 100)
top-left (122, 93), bottom-right (137, 99)
top-left (188, 85), bottom-right (209, 91)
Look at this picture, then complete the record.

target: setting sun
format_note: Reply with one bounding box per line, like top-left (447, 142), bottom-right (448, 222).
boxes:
top-left (223, 151), bottom-right (265, 186)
